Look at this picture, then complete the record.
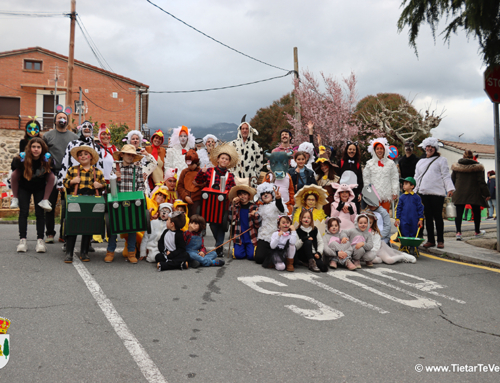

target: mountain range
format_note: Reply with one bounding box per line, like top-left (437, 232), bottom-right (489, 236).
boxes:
top-left (148, 122), bottom-right (239, 142)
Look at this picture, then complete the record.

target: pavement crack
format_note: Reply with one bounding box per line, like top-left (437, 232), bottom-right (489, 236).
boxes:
top-left (202, 259), bottom-right (230, 302)
top-left (438, 307), bottom-right (500, 338)
top-left (0, 303), bottom-right (69, 310)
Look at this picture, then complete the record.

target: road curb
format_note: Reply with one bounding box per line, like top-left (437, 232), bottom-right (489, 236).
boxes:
top-left (422, 245), bottom-right (500, 269)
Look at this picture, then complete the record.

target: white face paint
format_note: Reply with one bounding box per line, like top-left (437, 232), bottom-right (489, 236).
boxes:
top-left (179, 133), bottom-right (188, 146)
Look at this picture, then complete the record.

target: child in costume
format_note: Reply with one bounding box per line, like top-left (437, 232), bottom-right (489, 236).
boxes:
top-left (63, 145), bottom-right (105, 263)
top-left (331, 182), bottom-right (358, 230)
top-left (395, 177), bottom-right (424, 238)
top-left (177, 149), bottom-right (205, 217)
top-left (288, 151), bottom-right (317, 193)
top-left (11, 137), bottom-right (54, 253)
top-left (142, 202), bottom-right (172, 262)
top-left (337, 140), bottom-right (363, 212)
top-left (145, 129), bottom-right (167, 189)
top-left (323, 217), bottom-right (356, 270)
top-left (198, 134), bottom-right (217, 169)
top-left (156, 211), bottom-right (190, 271)
top-left (345, 214), bottom-right (375, 268)
top-left (363, 137), bottom-right (399, 213)
top-left (266, 215), bottom-right (296, 271)
top-left (292, 185), bottom-right (328, 235)
top-left (104, 145), bottom-right (145, 264)
top-left (173, 199), bottom-right (190, 231)
top-left (362, 188), bottom-right (392, 245)
top-left (20, 117), bottom-right (41, 153)
top-left (364, 211), bottom-right (416, 264)
top-left (147, 186), bottom-right (169, 219)
top-left (154, 168), bottom-right (178, 204)
top-left (290, 142), bottom-right (316, 172)
top-left (228, 185), bottom-right (261, 260)
top-left (195, 142), bottom-right (238, 256)
top-left (313, 146), bottom-right (339, 216)
top-left (295, 209), bottom-right (327, 272)
top-left (185, 214), bottom-right (225, 267)
top-left (254, 182), bottom-right (285, 264)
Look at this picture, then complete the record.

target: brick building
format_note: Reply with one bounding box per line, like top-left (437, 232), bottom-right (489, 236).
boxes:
top-left (0, 46), bottom-right (149, 131)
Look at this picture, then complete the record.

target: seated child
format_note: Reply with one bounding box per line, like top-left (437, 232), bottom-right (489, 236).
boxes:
top-left (395, 177), bottom-right (424, 238)
top-left (331, 182), bottom-right (358, 230)
top-left (323, 217), bottom-right (356, 271)
top-left (364, 211), bottom-right (416, 264)
top-left (63, 145), bottom-right (105, 263)
top-left (141, 202), bottom-right (172, 262)
top-left (173, 199), bottom-right (190, 231)
top-left (254, 182), bottom-right (285, 264)
top-left (228, 185), bottom-right (261, 260)
top-left (345, 214), bottom-right (374, 268)
top-left (266, 215), bottom-right (296, 271)
top-left (295, 210), bottom-right (327, 272)
top-left (195, 143), bottom-right (238, 256)
top-left (156, 211), bottom-right (190, 271)
top-left (105, 144), bottom-right (145, 264)
top-left (362, 192), bottom-right (391, 245)
top-left (177, 149), bottom-right (205, 217)
top-left (185, 214), bottom-right (225, 267)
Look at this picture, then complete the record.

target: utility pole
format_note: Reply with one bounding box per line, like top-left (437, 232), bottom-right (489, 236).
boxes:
top-left (293, 47), bottom-right (301, 123)
top-left (78, 87), bottom-right (83, 125)
top-left (66, 0), bottom-right (76, 128)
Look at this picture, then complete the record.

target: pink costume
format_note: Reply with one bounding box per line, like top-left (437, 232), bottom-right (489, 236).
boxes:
top-left (330, 182), bottom-right (358, 230)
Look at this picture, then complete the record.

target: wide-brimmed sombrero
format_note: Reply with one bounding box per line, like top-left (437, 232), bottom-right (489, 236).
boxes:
top-left (294, 184), bottom-right (328, 210)
top-left (228, 185), bottom-right (257, 201)
top-left (210, 141), bottom-right (239, 169)
top-left (70, 145), bottom-right (100, 166)
top-left (112, 144), bottom-right (143, 163)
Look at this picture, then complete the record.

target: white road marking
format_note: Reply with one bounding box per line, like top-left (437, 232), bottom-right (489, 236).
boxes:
top-left (280, 273), bottom-right (389, 314)
top-left (364, 268), bottom-right (466, 304)
top-left (72, 257), bottom-right (167, 383)
top-left (238, 275), bottom-right (343, 321)
top-left (327, 270), bottom-right (440, 309)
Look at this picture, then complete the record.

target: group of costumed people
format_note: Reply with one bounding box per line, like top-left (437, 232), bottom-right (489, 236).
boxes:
top-left (12, 111), bottom-right (490, 272)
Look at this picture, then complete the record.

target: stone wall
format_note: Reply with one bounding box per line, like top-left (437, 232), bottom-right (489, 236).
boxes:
top-left (0, 128), bottom-right (24, 172)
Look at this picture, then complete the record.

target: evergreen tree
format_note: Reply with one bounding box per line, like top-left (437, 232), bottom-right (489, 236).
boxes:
top-left (3, 338), bottom-right (8, 358)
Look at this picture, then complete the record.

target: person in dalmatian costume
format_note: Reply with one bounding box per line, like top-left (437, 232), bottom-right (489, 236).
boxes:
top-left (165, 125), bottom-right (196, 174)
top-left (230, 115), bottom-right (264, 187)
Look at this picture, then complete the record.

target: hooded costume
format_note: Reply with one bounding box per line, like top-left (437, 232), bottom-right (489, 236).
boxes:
top-left (198, 134), bottom-right (217, 169)
top-left (230, 116), bottom-right (264, 187)
top-left (362, 137), bottom-right (399, 203)
top-left (330, 182), bottom-right (358, 230)
top-left (345, 214), bottom-right (375, 264)
top-left (290, 142), bottom-right (316, 172)
top-left (177, 149), bottom-right (205, 217)
top-left (323, 217), bottom-right (353, 266)
top-left (145, 129), bottom-right (167, 187)
top-left (165, 126), bottom-right (195, 173)
top-left (147, 186), bottom-right (171, 218)
top-left (173, 199), bottom-right (190, 231)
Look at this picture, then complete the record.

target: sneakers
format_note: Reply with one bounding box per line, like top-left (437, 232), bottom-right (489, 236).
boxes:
top-left (212, 259), bottom-right (225, 267)
top-left (475, 230), bottom-right (486, 237)
top-left (17, 239), bottom-right (27, 252)
top-left (10, 198), bottom-right (19, 209)
top-left (456, 233), bottom-right (462, 241)
top-left (403, 253), bottom-right (417, 263)
top-left (45, 235), bottom-right (54, 244)
top-left (35, 239), bottom-right (46, 253)
top-left (38, 199), bottom-right (52, 212)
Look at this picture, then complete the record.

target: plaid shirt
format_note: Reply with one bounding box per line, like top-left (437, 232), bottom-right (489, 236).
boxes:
top-left (111, 162), bottom-right (145, 193)
top-left (183, 231), bottom-right (207, 254)
top-left (229, 202), bottom-right (261, 246)
top-left (63, 165), bottom-right (106, 194)
top-left (195, 166), bottom-right (235, 192)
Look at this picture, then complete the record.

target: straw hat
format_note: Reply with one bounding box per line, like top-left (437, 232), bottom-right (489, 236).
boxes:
top-left (294, 184), bottom-right (328, 210)
top-left (112, 144), bottom-right (143, 162)
top-left (210, 141), bottom-right (239, 169)
top-left (70, 145), bottom-right (100, 166)
top-left (228, 185), bottom-right (257, 201)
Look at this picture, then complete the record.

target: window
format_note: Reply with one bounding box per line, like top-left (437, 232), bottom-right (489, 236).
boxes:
top-left (24, 60), bottom-right (43, 71)
top-left (0, 97), bottom-right (21, 116)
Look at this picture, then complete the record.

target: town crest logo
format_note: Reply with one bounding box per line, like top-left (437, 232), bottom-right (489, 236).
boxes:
top-left (0, 317), bottom-right (11, 369)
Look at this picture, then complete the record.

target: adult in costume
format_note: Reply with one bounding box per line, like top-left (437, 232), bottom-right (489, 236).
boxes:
top-left (96, 123), bottom-right (117, 181)
top-left (165, 125), bottom-right (195, 173)
top-left (230, 115), bottom-right (264, 187)
top-left (198, 134), bottom-right (217, 170)
top-left (144, 129), bottom-right (166, 189)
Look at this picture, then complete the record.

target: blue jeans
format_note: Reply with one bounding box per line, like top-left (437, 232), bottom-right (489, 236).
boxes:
top-left (488, 199), bottom-right (497, 217)
top-left (107, 233), bottom-right (137, 252)
top-left (186, 234), bottom-right (216, 267)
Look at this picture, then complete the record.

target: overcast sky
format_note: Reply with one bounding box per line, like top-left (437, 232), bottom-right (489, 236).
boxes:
top-left (0, 0), bottom-right (495, 143)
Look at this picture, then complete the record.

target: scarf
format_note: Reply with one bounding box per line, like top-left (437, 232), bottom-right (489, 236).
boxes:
top-left (151, 144), bottom-right (160, 161)
top-left (101, 144), bottom-right (117, 158)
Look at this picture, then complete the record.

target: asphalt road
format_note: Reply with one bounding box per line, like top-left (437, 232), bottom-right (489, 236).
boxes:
top-left (1, 224), bottom-right (499, 383)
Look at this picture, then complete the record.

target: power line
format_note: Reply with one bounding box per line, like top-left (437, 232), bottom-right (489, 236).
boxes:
top-left (0, 11), bottom-right (66, 17)
top-left (145, 0), bottom-right (290, 72)
top-left (82, 92), bottom-right (136, 113)
top-left (149, 71), bottom-right (294, 93)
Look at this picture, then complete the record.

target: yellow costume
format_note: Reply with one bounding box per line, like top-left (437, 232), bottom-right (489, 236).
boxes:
top-left (292, 185), bottom-right (328, 235)
top-left (173, 199), bottom-right (190, 232)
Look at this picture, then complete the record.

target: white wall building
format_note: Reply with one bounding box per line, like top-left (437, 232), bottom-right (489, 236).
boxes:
top-left (439, 140), bottom-right (495, 180)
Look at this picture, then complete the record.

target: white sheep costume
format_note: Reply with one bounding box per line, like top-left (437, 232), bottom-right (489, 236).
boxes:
top-left (198, 134), bottom-right (217, 169)
top-left (290, 142), bottom-right (315, 172)
top-left (362, 137), bottom-right (399, 203)
top-left (165, 126), bottom-right (195, 173)
top-left (256, 182), bottom-right (286, 242)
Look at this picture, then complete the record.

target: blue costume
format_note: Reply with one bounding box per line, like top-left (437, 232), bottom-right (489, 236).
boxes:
top-left (234, 204), bottom-right (254, 259)
top-left (396, 192), bottom-right (424, 237)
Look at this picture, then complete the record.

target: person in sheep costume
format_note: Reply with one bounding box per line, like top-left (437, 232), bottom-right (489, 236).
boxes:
top-left (165, 125), bottom-right (195, 173)
top-left (230, 115), bottom-right (264, 187)
top-left (253, 182), bottom-right (286, 264)
top-left (362, 137), bottom-right (399, 213)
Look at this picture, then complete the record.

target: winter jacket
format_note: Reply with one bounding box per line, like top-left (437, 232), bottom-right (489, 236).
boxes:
top-left (414, 155), bottom-right (455, 197)
top-left (288, 166), bottom-right (317, 192)
top-left (488, 176), bottom-right (496, 200)
top-left (451, 159), bottom-right (490, 207)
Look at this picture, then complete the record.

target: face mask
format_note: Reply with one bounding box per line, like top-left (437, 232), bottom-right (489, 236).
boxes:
top-left (27, 123), bottom-right (39, 137)
top-left (58, 118), bottom-right (67, 127)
